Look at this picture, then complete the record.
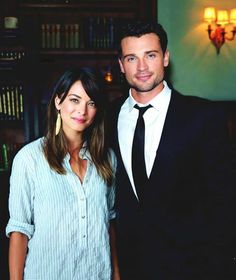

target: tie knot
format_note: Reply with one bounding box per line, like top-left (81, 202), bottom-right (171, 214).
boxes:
top-left (134, 104), bottom-right (152, 116)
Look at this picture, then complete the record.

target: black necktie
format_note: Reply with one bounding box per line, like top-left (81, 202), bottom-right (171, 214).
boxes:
top-left (132, 104), bottom-right (152, 202)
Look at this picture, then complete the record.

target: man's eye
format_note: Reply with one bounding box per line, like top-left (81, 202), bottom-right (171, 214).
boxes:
top-left (147, 53), bottom-right (156, 59)
top-left (126, 56), bottom-right (136, 63)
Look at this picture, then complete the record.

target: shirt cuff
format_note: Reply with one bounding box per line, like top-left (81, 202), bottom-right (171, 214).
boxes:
top-left (6, 218), bottom-right (35, 239)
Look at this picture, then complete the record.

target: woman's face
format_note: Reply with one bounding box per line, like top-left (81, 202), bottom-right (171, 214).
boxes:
top-left (55, 80), bottom-right (97, 136)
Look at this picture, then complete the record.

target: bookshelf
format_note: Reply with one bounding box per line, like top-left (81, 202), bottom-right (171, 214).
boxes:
top-left (0, 28), bottom-right (35, 173)
top-left (15, 0), bottom-right (156, 131)
top-left (0, 0), bottom-right (157, 166)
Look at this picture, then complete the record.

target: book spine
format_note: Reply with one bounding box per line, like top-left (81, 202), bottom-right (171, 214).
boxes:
top-left (11, 86), bottom-right (16, 120)
top-left (69, 24), bottom-right (74, 49)
top-left (51, 24), bottom-right (56, 49)
top-left (74, 24), bottom-right (80, 49)
top-left (88, 17), bottom-right (94, 48)
top-left (15, 86), bottom-right (20, 120)
top-left (2, 144), bottom-right (9, 171)
top-left (109, 17), bottom-right (114, 48)
top-left (6, 86), bottom-right (12, 120)
top-left (55, 24), bottom-right (61, 49)
top-left (41, 24), bottom-right (46, 48)
top-left (45, 24), bottom-right (50, 49)
top-left (19, 86), bottom-right (24, 121)
top-left (0, 92), bottom-right (3, 120)
top-left (2, 87), bottom-right (7, 120)
top-left (65, 24), bottom-right (69, 49)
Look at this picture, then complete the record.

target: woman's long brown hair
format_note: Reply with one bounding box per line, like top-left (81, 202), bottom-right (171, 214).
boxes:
top-left (43, 67), bottom-right (114, 186)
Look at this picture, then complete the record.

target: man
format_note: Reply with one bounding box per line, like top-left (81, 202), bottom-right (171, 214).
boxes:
top-left (110, 20), bottom-right (236, 279)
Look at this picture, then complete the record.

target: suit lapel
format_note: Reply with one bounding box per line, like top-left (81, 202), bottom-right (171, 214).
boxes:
top-left (149, 91), bottom-right (183, 182)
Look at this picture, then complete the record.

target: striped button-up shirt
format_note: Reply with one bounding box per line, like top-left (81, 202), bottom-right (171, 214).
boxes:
top-left (6, 138), bottom-right (116, 280)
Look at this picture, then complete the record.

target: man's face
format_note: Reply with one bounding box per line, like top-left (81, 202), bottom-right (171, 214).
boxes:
top-left (119, 33), bottom-right (169, 99)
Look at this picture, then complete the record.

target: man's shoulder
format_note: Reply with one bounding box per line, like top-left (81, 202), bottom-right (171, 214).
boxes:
top-left (171, 89), bottom-right (217, 112)
top-left (171, 90), bottom-right (227, 121)
top-left (171, 89), bottom-right (210, 105)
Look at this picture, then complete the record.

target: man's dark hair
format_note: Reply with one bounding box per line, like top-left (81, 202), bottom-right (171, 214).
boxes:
top-left (117, 20), bottom-right (168, 57)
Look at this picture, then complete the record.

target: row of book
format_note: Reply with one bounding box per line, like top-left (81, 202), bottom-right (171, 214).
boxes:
top-left (21, 1), bottom-right (72, 3)
top-left (21, 1), bottom-right (81, 3)
top-left (41, 23), bottom-right (80, 49)
top-left (0, 85), bottom-right (24, 121)
top-left (0, 143), bottom-right (23, 171)
top-left (87, 17), bottom-right (115, 49)
top-left (40, 16), bottom-right (116, 49)
top-left (0, 50), bottom-right (26, 62)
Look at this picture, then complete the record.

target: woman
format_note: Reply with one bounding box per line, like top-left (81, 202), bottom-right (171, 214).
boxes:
top-left (6, 67), bottom-right (119, 279)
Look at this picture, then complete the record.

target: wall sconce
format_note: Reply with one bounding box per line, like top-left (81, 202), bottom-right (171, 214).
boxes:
top-left (104, 67), bottom-right (113, 84)
top-left (204, 7), bottom-right (236, 54)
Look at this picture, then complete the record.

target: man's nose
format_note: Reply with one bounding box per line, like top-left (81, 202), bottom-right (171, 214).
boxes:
top-left (137, 58), bottom-right (148, 71)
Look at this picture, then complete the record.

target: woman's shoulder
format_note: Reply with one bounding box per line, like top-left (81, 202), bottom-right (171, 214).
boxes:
top-left (14, 137), bottom-right (44, 162)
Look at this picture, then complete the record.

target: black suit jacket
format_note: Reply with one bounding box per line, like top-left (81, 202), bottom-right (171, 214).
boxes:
top-left (109, 90), bottom-right (236, 280)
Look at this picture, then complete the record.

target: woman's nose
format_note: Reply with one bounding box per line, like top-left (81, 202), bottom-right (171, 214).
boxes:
top-left (78, 102), bottom-right (87, 115)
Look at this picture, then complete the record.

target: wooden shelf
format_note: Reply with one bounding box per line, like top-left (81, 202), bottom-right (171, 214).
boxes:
top-left (39, 49), bottom-right (118, 56)
top-left (20, 1), bottom-right (134, 10)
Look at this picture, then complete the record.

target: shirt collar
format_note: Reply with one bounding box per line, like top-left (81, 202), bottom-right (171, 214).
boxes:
top-left (127, 80), bottom-right (171, 112)
top-left (64, 142), bottom-right (92, 163)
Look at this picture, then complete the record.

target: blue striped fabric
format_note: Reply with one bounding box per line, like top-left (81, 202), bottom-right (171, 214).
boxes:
top-left (6, 138), bottom-right (116, 279)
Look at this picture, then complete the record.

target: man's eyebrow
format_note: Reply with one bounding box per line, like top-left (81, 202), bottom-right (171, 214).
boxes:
top-left (122, 53), bottom-right (135, 60)
top-left (145, 50), bottom-right (159, 54)
top-left (122, 50), bottom-right (159, 59)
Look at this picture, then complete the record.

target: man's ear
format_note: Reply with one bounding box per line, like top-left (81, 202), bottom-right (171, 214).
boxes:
top-left (164, 50), bottom-right (170, 67)
top-left (118, 58), bottom-right (125, 74)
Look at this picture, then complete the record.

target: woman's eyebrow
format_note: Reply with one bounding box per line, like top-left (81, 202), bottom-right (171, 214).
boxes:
top-left (68, 93), bottom-right (81, 98)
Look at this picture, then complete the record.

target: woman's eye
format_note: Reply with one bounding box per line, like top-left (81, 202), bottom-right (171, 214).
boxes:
top-left (70, 98), bottom-right (79, 103)
top-left (87, 101), bottom-right (96, 108)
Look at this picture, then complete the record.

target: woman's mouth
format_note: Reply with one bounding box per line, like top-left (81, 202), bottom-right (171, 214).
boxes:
top-left (72, 117), bottom-right (86, 123)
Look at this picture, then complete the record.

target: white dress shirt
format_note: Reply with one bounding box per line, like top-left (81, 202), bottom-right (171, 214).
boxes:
top-left (118, 81), bottom-right (171, 198)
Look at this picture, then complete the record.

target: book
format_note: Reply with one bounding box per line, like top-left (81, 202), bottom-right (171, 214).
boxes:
top-left (1, 87), bottom-right (7, 120)
top-left (11, 86), bottom-right (16, 120)
top-left (74, 24), bottom-right (80, 49)
top-left (2, 144), bottom-right (9, 171)
top-left (55, 24), bottom-right (61, 49)
top-left (0, 92), bottom-right (3, 120)
top-left (15, 86), bottom-right (20, 120)
top-left (19, 85), bottom-right (24, 121)
top-left (41, 24), bottom-right (46, 48)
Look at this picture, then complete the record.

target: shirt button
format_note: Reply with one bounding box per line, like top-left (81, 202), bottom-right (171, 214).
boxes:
top-left (80, 198), bottom-right (85, 201)
top-left (81, 215), bottom-right (85, 219)
top-left (83, 235), bottom-right (86, 238)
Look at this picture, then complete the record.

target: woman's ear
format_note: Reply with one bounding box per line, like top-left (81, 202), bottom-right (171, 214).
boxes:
top-left (54, 95), bottom-right (61, 110)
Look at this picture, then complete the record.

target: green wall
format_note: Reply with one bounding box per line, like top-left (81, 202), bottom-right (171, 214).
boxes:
top-left (158, 0), bottom-right (236, 101)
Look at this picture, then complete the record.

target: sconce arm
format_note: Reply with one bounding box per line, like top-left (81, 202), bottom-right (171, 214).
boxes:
top-left (225, 26), bottom-right (236, 41)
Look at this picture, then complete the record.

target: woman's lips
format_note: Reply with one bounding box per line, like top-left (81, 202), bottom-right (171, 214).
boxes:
top-left (72, 117), bottom-right (86, 123)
